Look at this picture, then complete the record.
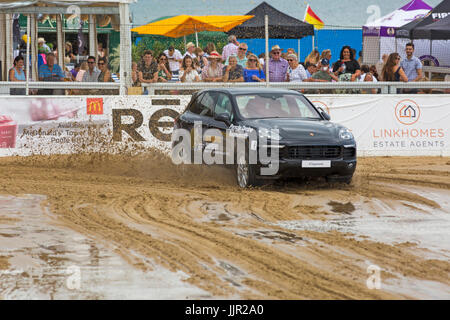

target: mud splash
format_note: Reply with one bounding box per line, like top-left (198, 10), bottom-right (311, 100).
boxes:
top-left (0, 154), bottom-right (449, 299)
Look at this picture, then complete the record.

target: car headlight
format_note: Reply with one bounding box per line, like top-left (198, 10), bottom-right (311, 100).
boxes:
top-left (339, 128), bottom-right (354, 140)
top-left (258, 128), bottom-right (281, 141)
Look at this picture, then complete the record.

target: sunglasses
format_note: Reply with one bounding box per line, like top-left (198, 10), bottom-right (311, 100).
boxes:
top-left (88, 61), bottom-right (95, 64)
top-left (248, 59), bottom-right (257, 62)
top-left (98, 62), bottom-right (105, 65)
top-left (287, 59), bottom-right (295, 62)
top-left (160, 58), bottom-right (167, 61)
top-left (272, 51), bottom-right (281, 55)
top-left (239, 47), bottom-right (247, 51)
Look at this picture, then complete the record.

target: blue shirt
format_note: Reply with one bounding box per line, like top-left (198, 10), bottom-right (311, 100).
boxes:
top-left (39, 63), bottom-right (65, 81)
top-left (243, 69), bottom-right (266, 82)
top-left (400, 56), bottom-right (422, 82)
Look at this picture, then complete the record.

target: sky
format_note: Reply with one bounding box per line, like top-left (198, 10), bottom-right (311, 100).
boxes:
top-left (130, 0), bottom-right (443, 27)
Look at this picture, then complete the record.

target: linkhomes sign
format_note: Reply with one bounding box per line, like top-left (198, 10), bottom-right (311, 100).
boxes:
top-left (372, 99), bottom-right (445, 150)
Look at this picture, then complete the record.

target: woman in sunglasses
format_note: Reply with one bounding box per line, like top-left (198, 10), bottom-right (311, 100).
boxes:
top-left (97, 57), bottom-right (112, 82)
top-left (156, 53), bottom-right (172, 82)
top-left (286, 54), bottom-right (307, 82)
top-left (243, 53), bottom-right (265, 82)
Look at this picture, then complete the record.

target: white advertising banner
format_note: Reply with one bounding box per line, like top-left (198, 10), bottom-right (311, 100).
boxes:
top-left (0, 95), bottom-right (449, 157)
top-left (308, 95), bottom-right (450, 156)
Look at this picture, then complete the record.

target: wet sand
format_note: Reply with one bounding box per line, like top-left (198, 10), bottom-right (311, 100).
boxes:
top-left (0, 154), bottom-right (449, 299)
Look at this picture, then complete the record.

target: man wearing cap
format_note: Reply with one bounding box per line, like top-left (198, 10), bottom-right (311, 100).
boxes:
top-left (225, 42), bottom-right (248, 68)
top-left (221, 35), bottom-right (239, 63)
top-left (38, 37), bottom-right (51, 54)
top-left (309, 59), bottom-right (338, 82)
top-left (183, 42), bottom-right (197, 60)
top-left (264, 45), bottom-right (289, 82)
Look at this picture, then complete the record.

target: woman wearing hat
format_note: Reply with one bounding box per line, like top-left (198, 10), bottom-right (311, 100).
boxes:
top-left (201, 51), bottom-right (223, 82)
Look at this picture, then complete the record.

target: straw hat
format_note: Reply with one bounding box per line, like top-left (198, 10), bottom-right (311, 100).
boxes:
top-left (270, 45), bottom-right (283, 52)
top-left (207, 51), bottom-right (221, 59)
top-left (38, 37), bottom-right (46, 44)
top-left (186, 42), bottom-right (195, 49)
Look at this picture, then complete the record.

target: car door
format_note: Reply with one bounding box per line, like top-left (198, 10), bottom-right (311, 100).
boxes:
top-left (209, 93), bottom-right (234, 163)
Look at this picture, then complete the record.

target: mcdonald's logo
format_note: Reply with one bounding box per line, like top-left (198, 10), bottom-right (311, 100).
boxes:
top-left (87, 98), bottom-right (103, 115)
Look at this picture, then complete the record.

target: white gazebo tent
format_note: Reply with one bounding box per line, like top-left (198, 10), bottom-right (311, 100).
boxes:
top-left (362, 0), bottom-right (432, 64)
top-left (0, 0), bottom-right (133, 95)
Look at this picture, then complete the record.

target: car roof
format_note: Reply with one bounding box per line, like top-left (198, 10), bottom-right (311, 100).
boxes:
top-left (198, 87), bottom-right (304, 96)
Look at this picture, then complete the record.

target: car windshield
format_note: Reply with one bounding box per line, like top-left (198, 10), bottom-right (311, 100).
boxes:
top-left (235, 93), bottom-right (321, 120)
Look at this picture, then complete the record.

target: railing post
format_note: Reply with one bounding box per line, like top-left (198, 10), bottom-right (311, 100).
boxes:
top-left (389, 84), bottom-right (397, 94)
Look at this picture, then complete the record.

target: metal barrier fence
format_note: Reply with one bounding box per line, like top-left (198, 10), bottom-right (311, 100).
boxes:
top-left (0, 81), bottom-right (449, 95)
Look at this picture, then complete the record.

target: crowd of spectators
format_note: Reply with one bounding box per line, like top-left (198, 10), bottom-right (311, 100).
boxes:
top-left (8, 33), bottom-right (447, 95)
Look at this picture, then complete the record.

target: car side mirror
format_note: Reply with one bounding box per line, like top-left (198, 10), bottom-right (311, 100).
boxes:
top-left (214, 113), bottom-right (231, 126)
top-left (317, 107), bottom-right (331, 121)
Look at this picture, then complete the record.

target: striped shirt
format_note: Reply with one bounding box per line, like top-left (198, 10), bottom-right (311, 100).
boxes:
top-left (38, 64), bottom-right (65, 81)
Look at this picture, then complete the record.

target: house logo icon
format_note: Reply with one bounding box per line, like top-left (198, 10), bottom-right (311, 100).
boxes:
top-left (395, 99), bottom-right (421, 125)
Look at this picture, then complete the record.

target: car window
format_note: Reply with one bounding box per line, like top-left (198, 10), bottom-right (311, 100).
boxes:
top-left (214, 93), bottom-right (234, 121)
top-left (188, 93), bottom-right (204, 115)
top-left (198, 92), bottom-right (217, 117)
top-left (235, 94), bottom-right (320, 119)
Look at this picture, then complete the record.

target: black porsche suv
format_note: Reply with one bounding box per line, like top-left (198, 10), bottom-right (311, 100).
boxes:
top-left (172, 88), bottom-right (357, 188)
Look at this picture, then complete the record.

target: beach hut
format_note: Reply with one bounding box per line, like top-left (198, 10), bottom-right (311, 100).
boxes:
top-left (0, 0), bottom-right (134, 94)
top-left (362, 0), bottom-right (432, 64)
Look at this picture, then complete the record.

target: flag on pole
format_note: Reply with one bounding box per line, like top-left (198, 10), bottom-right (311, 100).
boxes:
top-left (304, 4), bottom-right (324, 29)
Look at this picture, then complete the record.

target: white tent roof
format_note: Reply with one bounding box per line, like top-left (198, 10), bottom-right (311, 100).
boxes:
top-left (365, 0), bottom-right (432, 28)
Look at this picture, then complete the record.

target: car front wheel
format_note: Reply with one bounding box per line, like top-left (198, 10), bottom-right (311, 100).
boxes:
top-left (236, 151), bottom-right (259, 188)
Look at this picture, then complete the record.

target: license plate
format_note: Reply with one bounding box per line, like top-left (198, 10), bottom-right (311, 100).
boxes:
top-left (302, 160), bottom-right (331, 168)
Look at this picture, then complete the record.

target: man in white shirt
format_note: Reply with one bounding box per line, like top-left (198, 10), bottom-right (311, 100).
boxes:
top-left (164, 46), bottom-right (183, 76)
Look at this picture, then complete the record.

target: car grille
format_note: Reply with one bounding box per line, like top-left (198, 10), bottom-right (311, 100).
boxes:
top-left (343, 147), bottom-right (356, 159)
top-left (286, 146), bottom-right (342, 160)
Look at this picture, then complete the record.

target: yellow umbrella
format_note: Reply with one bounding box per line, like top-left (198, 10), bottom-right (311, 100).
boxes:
top-left (132, 15), bottom-right (254, 46)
